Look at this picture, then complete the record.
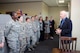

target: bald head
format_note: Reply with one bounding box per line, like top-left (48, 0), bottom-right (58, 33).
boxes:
top-left (60, 10), bottom-right (67, 19)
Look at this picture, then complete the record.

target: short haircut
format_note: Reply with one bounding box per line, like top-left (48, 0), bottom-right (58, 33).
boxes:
top-left (26, 17), bottom-right (30, 21)
top-left (18, 16), bottom-right (21, 19)
top-left (11, 11), bottom-right (16, 17)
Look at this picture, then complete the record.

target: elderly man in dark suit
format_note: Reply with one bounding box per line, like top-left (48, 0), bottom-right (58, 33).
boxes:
top-left (56, 10), bottom-right (72, 37)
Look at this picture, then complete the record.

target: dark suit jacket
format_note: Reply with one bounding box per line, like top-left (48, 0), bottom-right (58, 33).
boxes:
top-left (42, 20), bottom-right (45, 32)
top-left (49, 20), bottom-right (55, 30)
top-left (59, 18), bottom-right (72, 37)
top-left (40, 20), bottom-right (45, 32)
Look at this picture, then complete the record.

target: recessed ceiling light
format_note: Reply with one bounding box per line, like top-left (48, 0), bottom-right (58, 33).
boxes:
top-left (59, 0), bottom-right (64, 3)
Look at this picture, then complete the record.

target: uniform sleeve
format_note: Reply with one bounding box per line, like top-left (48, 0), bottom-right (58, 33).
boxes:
top-left (0, 30), bottom-right (5, 43)
top-left (32, 22), bottom-right (37, 32)
top-left (24, 24), bottom-right (28, 34)
top-left (2, 36), bottom-right (5, 43)
top-left (4, 22), bottom-right (12, 37)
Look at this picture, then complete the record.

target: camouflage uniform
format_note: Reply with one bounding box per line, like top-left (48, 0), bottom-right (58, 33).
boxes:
top-left (4, 20), bottom-right (20, 53)
top-left (24, 22), bottom-right (36, 48)
top-left (17, 22), bottom-right (27, 53)
top-left (31, 21), bottom-right (37, 45)
top-left (35, 20), bottom-right (40, 42)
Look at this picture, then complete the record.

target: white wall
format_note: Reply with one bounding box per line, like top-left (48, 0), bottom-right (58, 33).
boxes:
top-left (42, 2), bottom-right (48, 20)
top-left (0, 2), bottom-right (42, 16)
top-left (0, 2), bottom-right (48, 20)
top-left (68, 2), bottom-right (71, 18)
top-left (71, 0), bottom-right (80, 50)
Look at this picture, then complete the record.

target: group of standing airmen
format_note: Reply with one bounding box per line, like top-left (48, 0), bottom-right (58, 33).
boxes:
top-left (0, 10), bottom-right (55, 53)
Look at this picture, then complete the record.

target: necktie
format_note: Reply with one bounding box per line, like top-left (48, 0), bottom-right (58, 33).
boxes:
top-left (60, 19), bottom-right (63, 27)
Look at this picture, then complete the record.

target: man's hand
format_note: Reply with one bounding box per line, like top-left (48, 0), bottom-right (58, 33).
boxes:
top-left (55, 28), bottom-right (62, 35)
top-left (0, 42), bottom-right (4, 48)
top-left (50, 26), bottom-right (52, 28)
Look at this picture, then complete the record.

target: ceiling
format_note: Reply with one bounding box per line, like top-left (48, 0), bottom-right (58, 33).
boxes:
top-left (43, 0), bottom-right (70, 6)
top-left (0, 0), bottom-right (70, 6)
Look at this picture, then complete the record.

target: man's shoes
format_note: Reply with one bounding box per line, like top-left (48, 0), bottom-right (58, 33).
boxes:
top-left (33, 45), bottom-right (37, 48)
top-left (50, 37), bottom-right (54, 39)
top-left (27, 48), bottom-right (32, 52)
top-left (31, 47), bottom-right (35, 50)
top-left (36, 42), bottom-right (40, 45)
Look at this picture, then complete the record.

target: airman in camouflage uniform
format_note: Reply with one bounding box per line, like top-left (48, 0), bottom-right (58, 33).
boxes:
top-left (4, 12), bottom-right (20, 53)
top-left (34, 15), bottom-right (40, 43)
top-left (17, 16), bottom-right (27, 53)
top-left (24, 18), bottom-right (36, 51)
